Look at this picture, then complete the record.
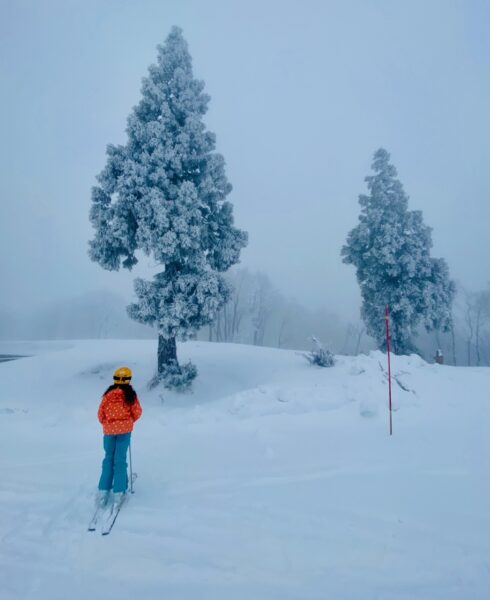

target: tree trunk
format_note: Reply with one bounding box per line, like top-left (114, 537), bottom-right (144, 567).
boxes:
top-left (231, 296), bottom-right (239, 340)
top-left (216, 311), bottom-right (223, 342)
top-left (223, 304), bottom-right (230, 341)
top-left (355, 327), bottom-right (364, 355)
top-left (158, 334), bottom-right (177, 375)
top-left (341, 325), bottom-right (352, 354)
top-left (475, 306), bottom-right (482, 366)
top-left (277, 315), bottom-right (288, 348)
top-left (450, 322), bottom-right (457, 366)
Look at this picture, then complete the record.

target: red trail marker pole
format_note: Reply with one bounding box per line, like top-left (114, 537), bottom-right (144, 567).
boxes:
top-left (385, 305), bottom-right (393, 436)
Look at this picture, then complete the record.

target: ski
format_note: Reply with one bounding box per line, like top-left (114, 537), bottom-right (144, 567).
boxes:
top-left (88, 495), bottom-right (113, 531)
top-left (100, 472), bottom-right (137, 536)
top-left (88, 503), bottom-right (110, 531)
top-left (101, 497), bottom-right (126, 535)
top-left (87, 473), bottom-right (138, 535)
top-left (101, 505), bottom-right (120, 535)
top-left (87, 507), bottom-right (102, 531)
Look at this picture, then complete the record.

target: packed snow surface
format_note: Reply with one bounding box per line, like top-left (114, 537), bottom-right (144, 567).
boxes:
top-left (1, 340), bottom-right (489, 599)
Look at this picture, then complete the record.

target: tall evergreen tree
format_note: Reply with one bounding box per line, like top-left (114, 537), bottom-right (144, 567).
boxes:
top-left (89, 27), bottom-right (247, 388)
top-left (341, 148), bottom-right (455, 354)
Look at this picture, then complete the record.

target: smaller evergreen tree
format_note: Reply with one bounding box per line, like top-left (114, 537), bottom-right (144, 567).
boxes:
top-left (341, 148), bottom-right (455, 354)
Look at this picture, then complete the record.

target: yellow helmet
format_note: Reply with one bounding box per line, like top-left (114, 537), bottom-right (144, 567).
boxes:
top-left (113, 366), bottom-right (132, 384)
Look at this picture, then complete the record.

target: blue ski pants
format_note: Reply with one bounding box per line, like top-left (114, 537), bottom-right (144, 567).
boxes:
top-left (98, 433), bottom-right (131, 493)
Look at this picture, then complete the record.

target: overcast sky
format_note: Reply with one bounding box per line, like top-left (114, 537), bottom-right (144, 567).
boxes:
top-left (1, 0), bottom-right (489, 322)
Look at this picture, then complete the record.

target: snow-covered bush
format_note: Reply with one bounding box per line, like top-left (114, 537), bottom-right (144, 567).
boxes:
top-left (149, 360), bottom-right (198, 391)
top-left (303, 336), bottom-right (335, 367)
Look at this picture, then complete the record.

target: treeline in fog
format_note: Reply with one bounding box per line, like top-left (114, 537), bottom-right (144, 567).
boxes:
top-left (1, 273), bottom-right (489, 367)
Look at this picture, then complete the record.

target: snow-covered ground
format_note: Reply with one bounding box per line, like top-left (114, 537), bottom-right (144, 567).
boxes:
top-left (1, 339), bottom-right (489, 599)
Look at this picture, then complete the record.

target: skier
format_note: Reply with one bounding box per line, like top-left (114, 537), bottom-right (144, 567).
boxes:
top-left (96, 366), bottom-right (142, 509)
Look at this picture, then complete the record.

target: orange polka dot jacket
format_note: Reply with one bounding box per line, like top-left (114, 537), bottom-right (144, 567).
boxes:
top-left (97, 388), bottom-right (142, 435)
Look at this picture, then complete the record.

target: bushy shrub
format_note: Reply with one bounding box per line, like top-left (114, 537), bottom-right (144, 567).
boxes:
top-left (303, 336), bottom-right (335, 368)
top-left (149, 360), bottom-right (198, 391)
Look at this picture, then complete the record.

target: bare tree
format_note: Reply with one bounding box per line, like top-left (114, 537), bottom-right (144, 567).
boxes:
top-left (207, 268), bottom-right (261, 344)
top-left (340, 321), bottom-right (365, 355)
top-left (201, 270), bottom-right (376, 355)
top-left (277, 302), bottom-right (297, 348)
top-left (459, 286), bottom-right (490, 366)
top-left (450, 316), bottom-right (457, 366)
top-left (474, 288), bottom-right (490, 366)
top-left (354, 323), bottom-right (365, 355)
top-left (250, 273), bottom-right (279, 346)
top-left (463, 289), bottom-right (476, 366)
top-left (229, 269), bottom-right (250, 340)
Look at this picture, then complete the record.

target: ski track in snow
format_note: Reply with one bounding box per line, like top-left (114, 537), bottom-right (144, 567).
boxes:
top-left (1, 340), bottom-right (490, 599)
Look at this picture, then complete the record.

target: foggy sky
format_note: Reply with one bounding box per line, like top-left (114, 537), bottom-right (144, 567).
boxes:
top-left (1, 0), bottom-right (489, 323)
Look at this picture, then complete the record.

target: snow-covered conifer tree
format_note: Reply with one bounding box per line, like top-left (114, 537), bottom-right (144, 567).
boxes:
top-left (89, 27), bottom-right (247, 388)
top-left (341, 148), bottom-right (455, 355)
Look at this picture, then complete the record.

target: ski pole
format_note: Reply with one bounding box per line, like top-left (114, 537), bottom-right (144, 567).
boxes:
top-left (129, 441), bottom-right (134, 494)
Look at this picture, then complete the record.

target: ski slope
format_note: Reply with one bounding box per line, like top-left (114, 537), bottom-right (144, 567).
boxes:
top-left (0, 340), bottom-right (489, 599)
